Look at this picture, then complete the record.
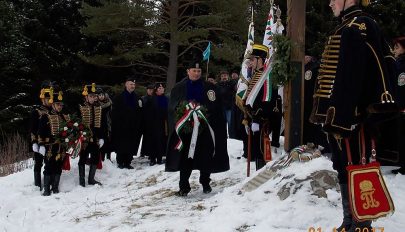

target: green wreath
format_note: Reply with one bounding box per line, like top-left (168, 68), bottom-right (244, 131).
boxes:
top-left (175, 101), bottom-right (209, 134)
top-left (271, 34), bottom-right (298, 87)
top-left (55, 114), bottom-right (92, 156)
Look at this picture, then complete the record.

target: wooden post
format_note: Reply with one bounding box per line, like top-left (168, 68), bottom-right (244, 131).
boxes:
top-left (284, 0), bottom-right (306, 151)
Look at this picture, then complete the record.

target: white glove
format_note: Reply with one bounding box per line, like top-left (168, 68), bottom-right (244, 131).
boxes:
top-left (98, 139), bottom-right (104, 148)
top-left (32, 143), bottom-right (39, 153)
top-left (245, 125), bottom-right (250, 135)
top-left (251, 123), bottom-right (260, 133)
top-left (39, 146), bottom-right (46, 156)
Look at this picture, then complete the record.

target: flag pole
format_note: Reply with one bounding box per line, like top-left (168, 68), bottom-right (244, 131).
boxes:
top-left (205, 58), bottom-right (209, 81)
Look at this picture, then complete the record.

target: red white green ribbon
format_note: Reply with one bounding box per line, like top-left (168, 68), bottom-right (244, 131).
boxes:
top-left (66, 134), bottom-right (84, 159)
top-left (174, 102), bottom-right (215, 158)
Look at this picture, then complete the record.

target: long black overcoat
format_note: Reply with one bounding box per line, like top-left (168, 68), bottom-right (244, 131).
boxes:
top-left (165, 78), bottom-right (230, 173)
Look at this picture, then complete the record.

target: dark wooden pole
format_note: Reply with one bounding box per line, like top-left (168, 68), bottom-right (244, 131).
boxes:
top-left (284, 0), bottom-right (306, 151)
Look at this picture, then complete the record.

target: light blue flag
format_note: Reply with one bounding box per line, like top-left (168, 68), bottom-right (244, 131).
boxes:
top-left (203, 42), bottom-right (211, 61)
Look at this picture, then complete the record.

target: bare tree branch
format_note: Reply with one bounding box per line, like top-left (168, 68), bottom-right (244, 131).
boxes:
top-left (178, 40), bottom-right (210, 57)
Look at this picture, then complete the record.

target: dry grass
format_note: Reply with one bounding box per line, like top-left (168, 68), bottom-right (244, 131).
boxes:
top-left (0, 132), bottom-right (33, 176)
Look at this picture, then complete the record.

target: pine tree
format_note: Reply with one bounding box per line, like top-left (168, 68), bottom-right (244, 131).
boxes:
top-left (80, 0), bottom-right (250, 91)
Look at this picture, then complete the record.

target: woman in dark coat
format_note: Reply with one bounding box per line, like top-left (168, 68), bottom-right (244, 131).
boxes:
top-left (165, 60), bottom-right (230, 196)
top-left (111, 78), bottom-right (143, 169)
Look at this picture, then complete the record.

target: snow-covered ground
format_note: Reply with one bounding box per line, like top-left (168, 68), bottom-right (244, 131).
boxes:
top-left (0, 139), bottom-right (403, 232)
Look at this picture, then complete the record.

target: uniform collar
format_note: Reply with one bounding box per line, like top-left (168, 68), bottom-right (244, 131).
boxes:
top-left (340, 5), bottom-right (362, 22)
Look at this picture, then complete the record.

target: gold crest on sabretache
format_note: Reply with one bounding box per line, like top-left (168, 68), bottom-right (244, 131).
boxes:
top-left (207, 90), bottom-right (216, 101)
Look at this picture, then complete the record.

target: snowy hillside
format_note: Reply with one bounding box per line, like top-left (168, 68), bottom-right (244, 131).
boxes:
top-left (0, 139), bottom-right (404, 232)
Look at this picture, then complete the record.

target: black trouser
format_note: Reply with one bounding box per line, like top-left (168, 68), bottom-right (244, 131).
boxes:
top-left (149, 152), bottom-right (162, 163)
top-left (398, 114), bottom-right (405, 168)
top-left (79, 142), bottom-right (100, 166)
top-left (269, 110), bottom-right (282, 148)
top-left (43, 145), bottom-right (63, 175)
top-left (179, 158), bottom-right (211, 190)
top-left (33, 152), bottom-right (44, 172)
top-left (116, 153), bottom-right (133, 166)
top-left (43, 154), bottom-right (63, 176)
top-left (328, 128), bottom-right (371, 184)
top-left (251, 130), bottom-right (266, 170)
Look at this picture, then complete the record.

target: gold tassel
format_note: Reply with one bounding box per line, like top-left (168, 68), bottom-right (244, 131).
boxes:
top-left (82, 85), bottom-right (88, 96)
top-left (58, 91), bottom-right (63, 101)
top-left (40, 89), bottom-right (45, 99)
top-left (91, 83), bottom-right (96, 93)
top-left (361, 0), bottom-right (370, 7)
top-left (49, 88), bottom-right (54, 104)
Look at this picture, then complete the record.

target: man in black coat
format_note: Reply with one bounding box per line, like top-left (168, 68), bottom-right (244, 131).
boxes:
top-left (303, 56), bottom-right (329, 151)
top-left (310, 0), bottom-right (395, 230)
top-left (165, 60), bottom-right (230, 196)
top-left (141, 83), bottom-right (169, 166)
top-left (112, 78), bottom-right (143, 169)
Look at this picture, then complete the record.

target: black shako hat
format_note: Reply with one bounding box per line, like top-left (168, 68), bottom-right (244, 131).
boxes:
top-left (251, 44), bottom-right (269, 60)
top-left (184, 59), bottom-right (202, 69)
top-left (125, 76), bottom-right (136, 83)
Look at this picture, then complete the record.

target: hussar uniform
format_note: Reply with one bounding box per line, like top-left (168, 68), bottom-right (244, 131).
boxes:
top-left (241, 44), bottom-right (281, 170)
top-left (78, 83), bottom-right (107, 187)
top-left (30, 84), bottom-right (53, 190)
top-left (310, 4), bottom-right (395, 231)
top-left (38, 90), bottom-right (69, 196)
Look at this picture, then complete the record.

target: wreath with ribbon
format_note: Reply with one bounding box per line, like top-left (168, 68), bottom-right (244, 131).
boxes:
top-left (55, 114), bottom-right (92, 159)
top-left (175, 101), bottom-right (208, 135)
top-left (282, 143), bottom-right (322, 167)
top-left (174, 101), bottom-right (214, 154)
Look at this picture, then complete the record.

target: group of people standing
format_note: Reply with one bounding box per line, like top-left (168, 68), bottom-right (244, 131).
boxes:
top-left (27, 0), bottom-right (404, 231)
top-left (29, 78), bottom-right (169, 196)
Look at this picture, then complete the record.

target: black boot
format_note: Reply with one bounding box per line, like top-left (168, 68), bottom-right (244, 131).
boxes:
top-left (34, 171), bottom-right (42, 190)
top-left (336, 184), bottom-right (352, 232)
top-left (348, 220), bottom-right (372, 232)
top-left (202, 184), bottom-right (212, 194)
top-left (43, 175), bottom-right (51, 196)
top-left (176, 188), bottom-right (191, 196)
top-left (255, 158), bottom-right (266, 170)
top-left (88, 165), bottom-right (102, 185)
top-left (200, 173), bottom-right (212, 194)
top-left (79, 165), bottom-right (85, 187)
top-left (52, 174), bottom-right (61, 194)
top-left (392, 166), bottom-right (405, 175)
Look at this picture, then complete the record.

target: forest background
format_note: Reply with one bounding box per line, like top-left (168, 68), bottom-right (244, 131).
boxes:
top-left (0, 0), bottom-right (404, 140)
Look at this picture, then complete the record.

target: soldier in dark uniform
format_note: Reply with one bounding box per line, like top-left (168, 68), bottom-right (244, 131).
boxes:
top-left (310, 0), bottom-right (394, 230)
top-left (242, 44), bottom-right (281, 170)
top-left (112, 78), bottom-right (143, 169)
top-left (38, 89), bottom-right (69, 196)
top-left (78, 83), bottom-right (107, 186)
top-left (30, 82), bottom-right (53, 190)
top-left (391, 35), bottom-right (405, 174)
top-left (165, 59), bottom-right (230, 196)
